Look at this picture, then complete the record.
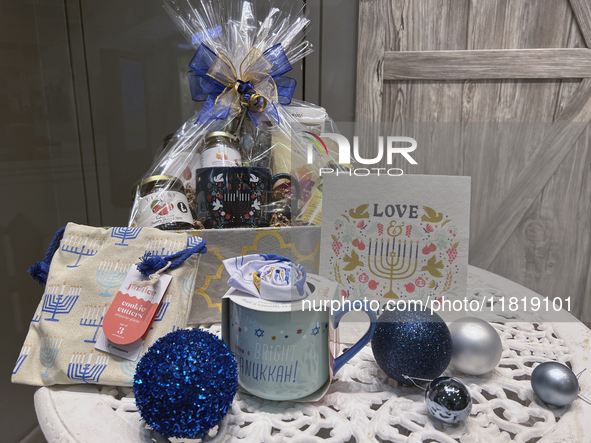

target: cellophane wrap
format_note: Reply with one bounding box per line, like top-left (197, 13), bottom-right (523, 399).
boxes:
top-left (128, 0), bottom-right (343, 229)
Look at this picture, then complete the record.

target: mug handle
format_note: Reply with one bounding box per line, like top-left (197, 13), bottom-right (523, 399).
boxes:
top-left (332, 299), bottom-right (377, 374)
top-left (271, 173), bottom-right (301, 218)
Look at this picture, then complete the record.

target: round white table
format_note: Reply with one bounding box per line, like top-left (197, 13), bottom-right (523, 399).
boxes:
top-left (34, 266), bottom-right (591, 442)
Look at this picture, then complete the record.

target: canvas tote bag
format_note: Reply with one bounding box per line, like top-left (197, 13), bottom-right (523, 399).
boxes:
top-left (12, 222), bottom-right (206, 386)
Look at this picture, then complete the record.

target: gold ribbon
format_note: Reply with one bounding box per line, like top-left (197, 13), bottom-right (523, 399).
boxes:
top-left (206, 48), bottom-right (279, 115)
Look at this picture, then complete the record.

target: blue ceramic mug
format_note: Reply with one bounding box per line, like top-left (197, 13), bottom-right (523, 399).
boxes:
top-left (195, 166), bottom-right (300, 229)
top-left (225, 282), bottom-right (377, 401)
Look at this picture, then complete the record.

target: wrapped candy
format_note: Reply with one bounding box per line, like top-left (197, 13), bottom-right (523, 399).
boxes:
top-left (129, 0), bottom-right (344, 230)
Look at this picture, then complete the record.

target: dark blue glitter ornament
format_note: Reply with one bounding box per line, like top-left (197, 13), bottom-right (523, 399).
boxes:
top-left (133, 328), bottom-right (238, 438)
top-left (371, 306), bottom-right (453, 384)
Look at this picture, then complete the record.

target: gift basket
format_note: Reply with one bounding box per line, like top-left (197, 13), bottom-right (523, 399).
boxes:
top-left (128, 0), bottom-right (345, 230)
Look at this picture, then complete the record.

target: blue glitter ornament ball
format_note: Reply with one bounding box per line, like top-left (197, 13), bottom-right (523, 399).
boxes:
top-left (133, 328), bottom-right (238, 438)
top-left (371, 306), bottom-right (453, 384)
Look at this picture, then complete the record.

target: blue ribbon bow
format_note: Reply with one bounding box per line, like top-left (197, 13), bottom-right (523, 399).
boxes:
top-left (187, 43), bottom-right (296, 125)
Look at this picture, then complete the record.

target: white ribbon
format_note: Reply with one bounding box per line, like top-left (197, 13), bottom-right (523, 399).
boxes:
top-left (223, 254), bottom-right (310, 301)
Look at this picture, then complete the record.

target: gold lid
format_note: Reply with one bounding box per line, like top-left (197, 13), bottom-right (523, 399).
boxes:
top-left (204, 131), bottom-right (238, 143)
top-left (132, 175), bottom-right (182, 196)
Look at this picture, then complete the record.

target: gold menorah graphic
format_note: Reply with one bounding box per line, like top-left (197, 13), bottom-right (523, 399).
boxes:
top-left (368, 238), bottom-right (419, 299)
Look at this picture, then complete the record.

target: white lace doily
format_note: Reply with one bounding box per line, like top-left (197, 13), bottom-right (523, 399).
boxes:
top-left (35, 266), bottom-right (591, 443)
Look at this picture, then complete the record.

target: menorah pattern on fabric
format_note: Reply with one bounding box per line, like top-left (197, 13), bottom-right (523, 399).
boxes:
top-left (67, 351), bottom-right (110, 384)
top-left (187, 236), bottom-right (204, 248)
top-left (368, 239), bottom-right (419, 299)
top-left (14, 223), bottom-right (201, 387)
top-left (31, 297), bottom-right (43, 323)
top-left (80, 304), bottom-right (108, 343)
top-left (111, 227), bottom-right (142, 246)
top-left (120, 358), bottom-right (138, 385)
top-left (61, 233), bottom-right (103, 268)
top-left (172, 312), bottom-right (187, 332)
top-left (42, 283), bottom-right (80, 322)
top-left (96, 260), bottom-right (130, 296)
top-left (13, 345), bottom-right (32, 375)
top-left (154, 291), bottom-right (172, 323)
top-left (182, 267), bottom-right (198, 297)
top-left (120, 343), bottom-right (144, 385)
top-left (145, 237), bottom-right (186, 257)
top-left (41, 335), bottom-right (63, 378)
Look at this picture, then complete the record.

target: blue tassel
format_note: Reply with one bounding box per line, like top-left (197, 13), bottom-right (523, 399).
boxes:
top-left (27, 226), bottom-right (66, 286)
top-left (137, 253), bottom-right (170, 276)
top-left (28, 262), bottom-right (50, 286)
top-left (137, 240), bottom-right (207, 276)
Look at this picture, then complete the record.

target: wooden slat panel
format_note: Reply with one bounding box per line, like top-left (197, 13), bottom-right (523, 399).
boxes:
top-left (569, 0), bottom-right (591, 46)
top-left (380, 0), bottom-right (411, 125)
top-left (582, 194), bottom-right (591, 323)
top-left (380, 0), bottom-right (468, 178)
top-left (531, 126), bottom-right (591, 318)
top-left (463, 0), bottom-right (574, 291)
top-left (384, 48), bottom-right (591, 80)
top-left (355, 0), bottom-right (386, 123)
top-left (381, 0), bottom-right (470, 124)
top-left (358, 0), bottom-right (591, 319)
top-left (523, 16), bottom-right (591, 318)
top-left (478, 0), bottom-right (583, 297)
top-left (470, 78), bottom-right (591, 269)
top-left (459, 0), bottom-right (509, 244)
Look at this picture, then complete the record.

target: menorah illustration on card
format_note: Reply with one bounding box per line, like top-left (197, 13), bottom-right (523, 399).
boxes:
top-left (367, 238), bottom-right (420, 299)
top-left (80, 304), bottom-right (108, 343)
top-left (67, 350), bottom-right (110, 384)
top-left (61, 233), bottom-right (104, 268)
top-left (320, 175), bottom-right (470, 304)
top-left (42, 282), bottom-right (80, 322)
top-left (41, 335), bottom-right (63, 378)
top-left (96, 260), bottom-right (132, 296)
top-left (111, 227), bottom-right (142, 246)
top-left (13, 344), bottom-right (32, 375)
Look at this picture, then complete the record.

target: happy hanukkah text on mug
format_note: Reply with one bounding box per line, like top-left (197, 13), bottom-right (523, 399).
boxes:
top-left (255, 343), bottom-right (298, 362)
top-left (237, 357), bottom-right (299, 383)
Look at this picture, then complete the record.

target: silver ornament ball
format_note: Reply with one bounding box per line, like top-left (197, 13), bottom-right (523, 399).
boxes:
top-left (449, 317), bottom-right (502, 375)
top-left (425, 377), bottom-right (472, 424)
top-left (531, 362), bottom-right (579, 407)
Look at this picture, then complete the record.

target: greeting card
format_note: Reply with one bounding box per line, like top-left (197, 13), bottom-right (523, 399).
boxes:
top-left (320, 175), bottom-right (471, 304)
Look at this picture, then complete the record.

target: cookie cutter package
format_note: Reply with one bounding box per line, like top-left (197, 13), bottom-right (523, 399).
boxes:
top-left (129, 0), bottom-right (344, 230)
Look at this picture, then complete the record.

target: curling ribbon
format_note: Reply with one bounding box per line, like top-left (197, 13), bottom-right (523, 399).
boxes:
top-left (187, 44), bottom-right (296, 125)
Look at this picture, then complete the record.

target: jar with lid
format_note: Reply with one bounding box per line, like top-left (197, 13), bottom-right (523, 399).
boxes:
top-left (131, 175), bottom-right (194, 230)
top-left (199, 132), bottom-right (242, 167)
